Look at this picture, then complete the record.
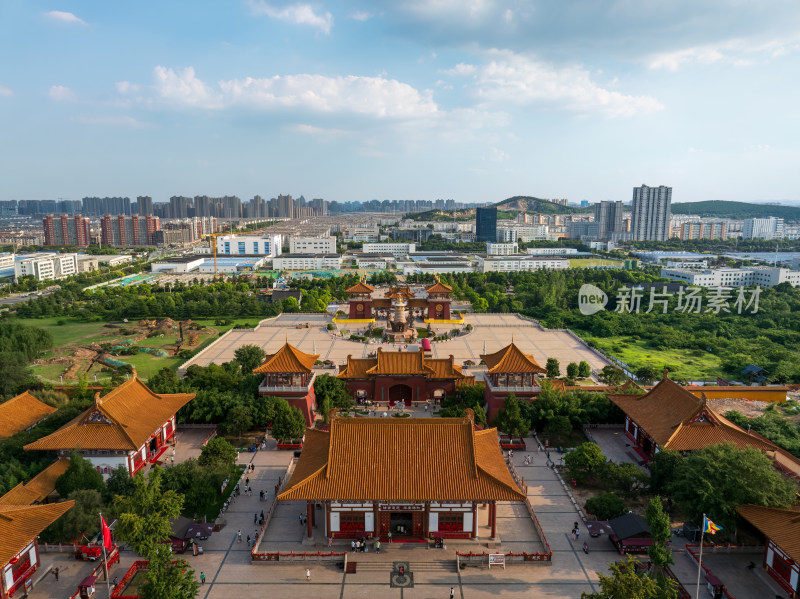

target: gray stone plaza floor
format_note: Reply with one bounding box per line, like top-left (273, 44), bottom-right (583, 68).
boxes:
top-left (181, 312), bottom-right (611, 379)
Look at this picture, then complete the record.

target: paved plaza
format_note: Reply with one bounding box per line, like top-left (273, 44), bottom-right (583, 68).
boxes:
top-left (180, 313), bottom-right (611, 379)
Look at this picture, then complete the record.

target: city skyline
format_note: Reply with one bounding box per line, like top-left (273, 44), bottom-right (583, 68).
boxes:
top-left (1, 2), bottom-right (799, 204)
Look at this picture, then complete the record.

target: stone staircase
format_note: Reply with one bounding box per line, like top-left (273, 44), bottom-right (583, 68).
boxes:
top-left (347, 560), bottom-right (458, 572)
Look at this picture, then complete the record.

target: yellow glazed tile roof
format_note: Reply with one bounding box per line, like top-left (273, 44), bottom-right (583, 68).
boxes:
top-left (337, 356), bottom-right (377, 379)
top-left (0, 392), bottom-right (57, 439)
top-left (0, 458), bottom-right (71, 506)
top-left (278, 410), bottom-right (526, 502)
top-left (480, 343), bottom-right (547, 374)
top-left (366, 349), bottom-right (435, 376)
top-left (609, 374), bottom-right (781, 453)
top-left (0, 501), bottom-right (75, 567)
top-left (737, 504), bottom-right (800, 563)
top-left (24, 375), bottom-right (194, 452)
top-left (345, 281), bottom-right (375, 294)
top-left (338, 352), bottom-right (468, 381)
top-left (253, 342), bottom-right (318, 374)
top-left (425, 281), bottom-right (453, 294)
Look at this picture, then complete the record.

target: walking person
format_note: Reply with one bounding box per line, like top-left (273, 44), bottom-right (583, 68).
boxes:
top-left (53, 567), bottom-right (59, 582)
top-left (450, 586), bottom-right (455, 598)
top-left (237, 530), bottom-right (242, 543)
top-left (254, 513), bottom-right (258, 524)
top-left (200, 572), bottom-right (205, 585)
top-left (306, 568), bottom-right (311, 581)
top-left (247, 535), bottom-right (251, 548)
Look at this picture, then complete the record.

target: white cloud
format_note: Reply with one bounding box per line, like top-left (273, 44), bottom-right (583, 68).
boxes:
top-left (48, 85), bottom-right (74, 101)
top-left (748, 144), bottom-right (771, 152)
top-left (286, 123), bottom-right (349, 136)
top-left (486, 147), bottom-right (509, 162)
top-left (248, 1), bottom-right (333, 34)
top-left (688, 147), bottom-right (704, 153)
top-left (350, 11), bottom-right (371, 21)
top-left (150, 66), bottom-right (438, 118)
top-left (469, 50), bottom-right (663, 118)
top-left (44, 10), bottom-right (86, 25)
top-left (0, 86), bottom-right (12, 97)
top-left (648, 35), bottom-right (800, 71)
top-left (153, 66), bottom-right (222, 109)
top-left (72, 115), bottom-right (148, 128)
top-left (116, 81), bottom-right (141, 94)
top-left (439, 63), bottom-right (476, 76)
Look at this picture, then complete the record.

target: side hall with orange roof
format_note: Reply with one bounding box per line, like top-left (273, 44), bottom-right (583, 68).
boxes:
top-left (480, 342), bottom-right (548, 421)
top-left (336, 348), bottom-right (474, 406)
top-left (23, 372), bottom-right (194, 478)
top-left (0, 392), bottom-right (57, 439)
top-left (608, 371), bottom-right (800, 478)
top-left (278, 409), bottom-right (525, 541)
top-left (0, 458), bottom-right (71, 507)
top-left (0, 500), bottom-right (74, 599)
top-left (254, 341), bottom-right (319, 426)
top-left (737, 504), bottom-right (800, 598)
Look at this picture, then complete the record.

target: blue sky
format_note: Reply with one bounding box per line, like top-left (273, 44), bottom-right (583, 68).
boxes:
top-left (1, 1), bottom-right (799, 205)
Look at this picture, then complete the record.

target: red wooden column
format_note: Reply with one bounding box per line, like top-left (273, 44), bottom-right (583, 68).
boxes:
top-left (423, 503), bottom-right (430, 537)
top-left (472, 502), bottom-right (478, 539)
top-left (490, 502), bottom-right (497, 539)
top-left (373, 502), bottom-right (380, 539)
top-left (326, 503), bottom-right (331, 539)
top-left (306, 502), bottom-right (313, 538)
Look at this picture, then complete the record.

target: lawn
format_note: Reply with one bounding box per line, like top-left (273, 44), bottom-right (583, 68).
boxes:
top-left (589, 336), bottom-right (722, 380)
top-left (15, 317), bottom-right (111, 347)
top-left (569, 258), bottom-right (624, 268)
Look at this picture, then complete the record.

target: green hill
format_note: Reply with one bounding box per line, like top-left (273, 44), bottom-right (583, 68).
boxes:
top-left (493, 196), bottom-right (588, 214)
top-left (672, 200), bottom-right (800, 221)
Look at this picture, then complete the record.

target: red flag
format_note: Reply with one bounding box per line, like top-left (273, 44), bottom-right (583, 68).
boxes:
top-left (100, 515), bottom-right (113, 551)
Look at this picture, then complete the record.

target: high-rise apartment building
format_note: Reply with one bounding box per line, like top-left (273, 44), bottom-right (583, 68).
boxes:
top-left (631, 185), bottom-right (672, 241)
top-left (136, 196), bottom-right (153, 216)
top-left (82, 197), bottom-right (132, 216)
top-left (169, 196), bottom-right (193, 219)
top-left (475, 207), bottom-right (498, 242)
top-left (743, 217), bottom-right (785, 240)
top-left (593, 201), bottom-right (624, 240)
top-left (42, 214), bottom-right (92, 247)
top-left (277, 194), bottom-right (294, 219)
top-left (101, 215), bottom-right (160, 247)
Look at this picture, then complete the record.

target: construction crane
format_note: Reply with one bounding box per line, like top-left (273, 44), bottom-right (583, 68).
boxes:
top-left (206, 232), bottom-right (226, 275)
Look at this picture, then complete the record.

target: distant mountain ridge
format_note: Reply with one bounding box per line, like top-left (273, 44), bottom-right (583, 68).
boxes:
top-left (672, 200), bottom-right (800, 221)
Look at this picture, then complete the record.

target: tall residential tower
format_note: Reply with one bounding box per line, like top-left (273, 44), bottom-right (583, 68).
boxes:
top-left (631, 185), bottom-right (672, 241)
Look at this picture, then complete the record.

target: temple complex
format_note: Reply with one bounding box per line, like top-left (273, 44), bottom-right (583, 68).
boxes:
top-left (337, 348), bottom-right (474, 406)
top-left (24, 373), bottom-right (194, 477)
top-left (277, 410), bottom-right (526, 540)
top-left (0, 392), bottom-right (57, 440)
top-left (254, 342), bottom-right (319, 426)
top-left (340, 280), bottom-right (460, 324)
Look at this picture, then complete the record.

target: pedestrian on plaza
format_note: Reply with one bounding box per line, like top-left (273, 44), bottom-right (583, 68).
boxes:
top-left (306, 568), bottom-right (311, 581)
top-left (53, 567), bottom-right (59, 581)
top-left (388, 531), bottom-right (392, 543)
top-left (375, 540), bottom-right (381, 554)
top-left (538, 444), bottom-right (541, 453)
top-left (112, 576), bottom-right (118, 587)
top-left (351, 540), bottom-right (355, 552)
top-left (200, 572), bottom-right (205, 585)
top-left (246, 477), bottom-right (250, 486)
top-left (299, 513), bottom-right (304, 526)
top-left (254, 513), bottom-right (258, 524)
top-left (328, 537), bottom-right (333, 547)
top-left (450, 586), bottom-right (455, 598)
top-left (237, 530), bottom-right (242, 543)
top-left (571, 528), bottom-right (576, 540)
top-left (574, 527), bottom-right (580, 540)
top-left (260, 510), bottom-right (265, 520)
top-left (247, 535), bottom-right (251, 547)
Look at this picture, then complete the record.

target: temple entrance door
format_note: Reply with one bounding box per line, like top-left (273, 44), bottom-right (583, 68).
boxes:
top-left (389, 384), bottom-right (413, 407)
top-left (390, 512), bottom-right (413, 536)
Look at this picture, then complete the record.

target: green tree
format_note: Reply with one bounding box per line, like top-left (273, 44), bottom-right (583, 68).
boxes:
top-left (634, 366), bottom-right (660, 385)
top-left (103, 465), bottom-right (136, 503)
top-left (114, 469), bottom-right (199, 599)
top-left (314, 374), bottom-right (354, 423)
top-left (0, 352), bottom-right (34, 397)
top-left (567, 362), bottom-right (579, 379)
top-left (599, 365), bottom-right (627, 386)
top-left (494, 394), bottom-right (530, 437)
top-left (42, 489), bottom-right (105, 543)
top-left (271, 400), bottom-right (306, 442)
top-left (472, 297), bottom-right (489, 312)
top-left (585, 493), bottom-right (626, 520)
top-left (578, 361), bottom-right (592, 378)
top-left (582, 554), bottom-right (678, 599)
top-left (645, 496), bottom-right (673, 570)
top-left (666, 443), bottom-right (797, 532)
top-left (225, 404), bottom-right (253, 439)
top-left (55, 452), bottom-right (105, 498)
top-left (233, 344), bottom-right (266, 374)
top-left (564, 442), bottom-right (606, 483)
top-left (198, 437), bottom-right (237, 469)
top-left (649, 450), bottom-right (683, 495)
top-left (546, 357), bottom-right (561, 378)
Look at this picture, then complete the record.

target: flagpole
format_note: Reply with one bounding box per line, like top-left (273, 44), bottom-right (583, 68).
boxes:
top-left (100, 512), bottom-right (111, 599)
top-left (695, 515), bottom-right (705, 599)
